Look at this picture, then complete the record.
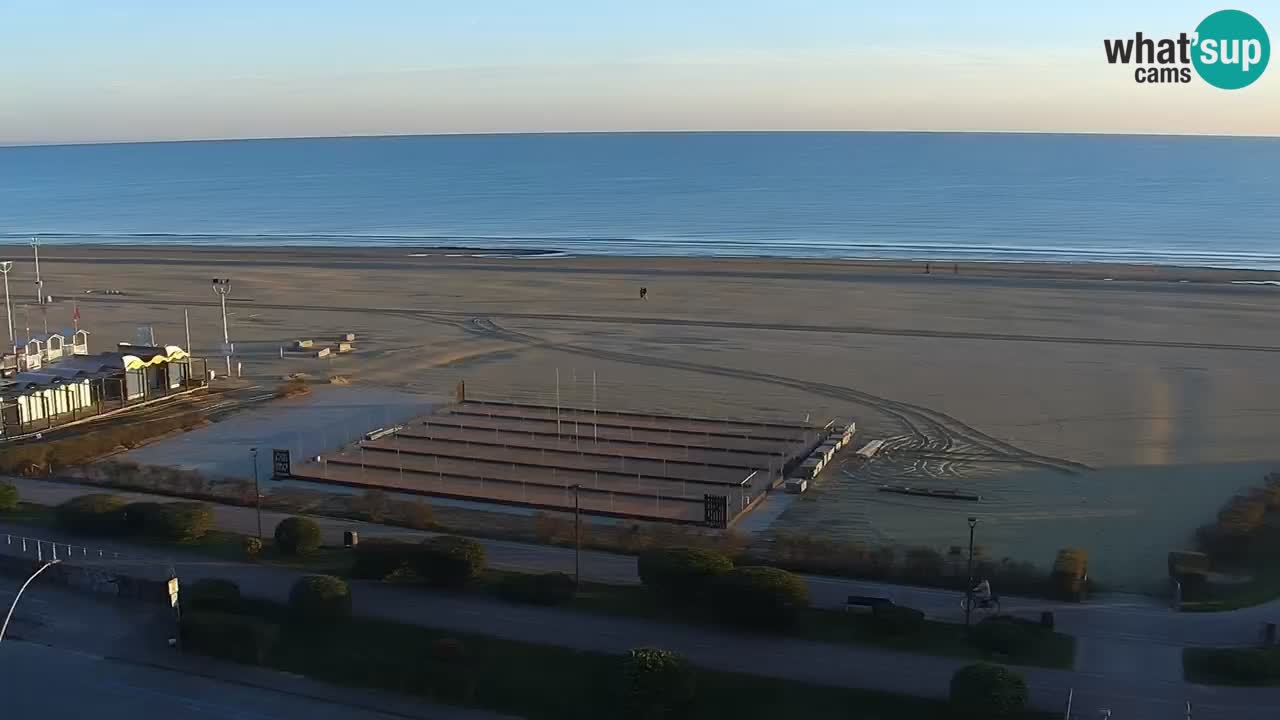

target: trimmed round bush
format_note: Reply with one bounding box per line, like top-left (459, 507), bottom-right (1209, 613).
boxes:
top-left (274, 516), bottom-right (323, 556)
top-left (972, 615), bottom-right (1042, 656)
top-left (186, 578), bottom-right (243, 613)
top-left (414, 535), bottom-right (486, 588)
top-left (55, 493), bottom-right (130, 535)
top-left (710, 566), bottom-right (809, 629)
top-left (871, 603), bottom-right (925, 636)
top-left (122, 501), bottom-right (164, 533)
top-left (180, 611), bottom-right (280, 665)
top-left (289, 575), bottom-right (352, 623)
top-left (638, 547), bottom-right (733, 602)
top-left (622, 647), bottom-right (696, 720)
top-left (351, 539), bottom-right (416, 580)
top-left (497, 572), bottom-right (576, 606)
top-left (0, 481), bottom-right (19, 512)
top-left (949, 663), bottom-right (1028, 719)
top-left (243, 536), bottom-right (263, 559)
top-left (145, 502), bottom-right (215, 541)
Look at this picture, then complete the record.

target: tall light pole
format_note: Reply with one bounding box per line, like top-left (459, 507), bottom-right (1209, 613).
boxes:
top-left (0, 261), bottom-right (14, 355)
top-left (965, 516), bottom-right (978, 630)
top-left (1, 559), bottom-right (61, 645)
top-left (211, 278), bottom-right (232, 377)
top-left (571, 484), bottom-right (582, 592)
top-left (250, 447), bottom-right (262, 540)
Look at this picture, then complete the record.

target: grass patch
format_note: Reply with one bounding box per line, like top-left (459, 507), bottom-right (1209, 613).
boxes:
top-left (0, 502), bottom-right (58, 530)
top-left (225, 599), bottom-right (1049, 720)
top-left (483, 571), bottom-right (1075, 669)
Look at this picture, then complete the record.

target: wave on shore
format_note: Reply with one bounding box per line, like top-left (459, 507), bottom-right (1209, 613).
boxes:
top-left (4, 232), bottom-right (1280, 270)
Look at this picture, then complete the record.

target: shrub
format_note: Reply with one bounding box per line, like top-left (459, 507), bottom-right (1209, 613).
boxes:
top-left (497, 572), bottom-right (576, 606)
top-left (1039, 611), bottom-right (1055, 630)
top-left (289, 575), bottom-right (352, 624)
top-left (710, 566), bottom-right (809, 629)
top-left (414, 535), bottom-right (486, 588)
top-left (180, 611), bottom-right (279, 665)
top-left (972, 616), bottom-right (1042, 656)
top-left (274, 516), bottom-right (323, 555)
top-left (638, 547), bottom-right (733, 603)
top-left (949, 663), bottom-right (1028, 719)
top-left (429, 637), bottom-right (474, 701)
top-left (621, 648), bottom-right (696, 720)
top-left (55, 493), bottom-right (130, 535)
top-left (144, 502), bottom-right (215, 541)
top-left (243, 536), bottom-right (263, 559)
top-left (122, 501), bottom-right (163, 533)
top-left (1168, 550), bottom-right (1211, 578)
top-left (351, 539), bottom-right (416, 580)
top-left (900, 547), bottom-right (945, 584)
top-left (0, 481), bottom-right (18, 512)
top-left (1198, 648), bottom-right (1280, 684)
top-left (1051, 548), bottom-right (1088, 601)
top-left (185, 579), bottom-right (243, 613)
top-left (871, 604), bottom-right (925, 636)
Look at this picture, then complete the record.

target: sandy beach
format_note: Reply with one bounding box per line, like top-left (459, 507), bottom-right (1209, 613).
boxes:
top-left (15, 246), bottom-right (1280, 586)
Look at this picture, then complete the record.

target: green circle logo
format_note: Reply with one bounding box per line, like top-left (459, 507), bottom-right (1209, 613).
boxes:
top-left (1193, 10), bottom-right (1270, 89)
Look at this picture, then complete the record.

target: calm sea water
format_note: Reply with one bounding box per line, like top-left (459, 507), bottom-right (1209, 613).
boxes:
top-left (2, 132), bottom-right (1278, 268)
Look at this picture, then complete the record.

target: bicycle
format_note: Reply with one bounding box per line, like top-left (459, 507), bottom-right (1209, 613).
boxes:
top-left (959, 594), bottom-right (1001, 615)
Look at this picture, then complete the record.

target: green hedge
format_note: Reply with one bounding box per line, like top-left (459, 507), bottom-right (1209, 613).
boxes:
top-left (415, 535), bottom-right (486, 588)
top-left (289, 575), bottom-right (352, 624)
top-left (55, 493), bottom-right (130, 535)
top-left (0, 481), bottom-right (18, 512)
top-left (351, 539), bottom-right (417, 580)
top-left (870, 604), bottom-right (924, 636)
top-left (622, 648), bottom-right (696, 720)
top-left (274, 516), bottom-right (323, 555)
top-left (1051, 548), bottom-right (1088, 601)
top-left (710, 566), bottom-right (809, 629)
top-left (497, 572), bottom-right (576, 606)
top-left (181, 611), bottom-right (280, 665)
top-left (949, 663), bottom-right (1027, 719)
top-left (638, 547), bottom-right (733, 603)
top-left (144, 501), bottom-right (215, 541)
top-left (1185, 647), bottom-right (1280, 685)
top-left (972, 616), bottom-right (1045, 656)
top-left (185, 579), bottom-right (243, 613)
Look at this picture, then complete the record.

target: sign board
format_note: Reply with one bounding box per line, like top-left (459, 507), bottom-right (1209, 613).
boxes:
top-left (167, 577), bottom-right (180, 608)
top-left (703, 494), bottom-right (728, 529)
top-left (272, 448), bottom-right (291, 478)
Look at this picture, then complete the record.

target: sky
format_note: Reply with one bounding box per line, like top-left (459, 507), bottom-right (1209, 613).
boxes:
top-left (0, 0), bottom-right (1276, 144)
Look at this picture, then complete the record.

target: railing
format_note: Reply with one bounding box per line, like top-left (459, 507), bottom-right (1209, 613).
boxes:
top-left (2, 533), bottom-right (128, 564)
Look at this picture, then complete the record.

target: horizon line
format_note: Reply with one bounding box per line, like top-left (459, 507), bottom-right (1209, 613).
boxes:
top-left (3, 127), bottom-right (1279, 150)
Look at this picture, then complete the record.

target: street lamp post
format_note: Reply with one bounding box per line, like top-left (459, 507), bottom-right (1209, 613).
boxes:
top-left (1, 559), bottom-right (61, 645)
top-left (211, 278), bottom-right (232, 377)
top-left (571, 484), bottom-right (582, 592)
top-left (250, 447), bottom-right (262, 540)
top-left (965, 516), bottom-right (978, 630)
top-left (0, 261), bottom-right (14, 355)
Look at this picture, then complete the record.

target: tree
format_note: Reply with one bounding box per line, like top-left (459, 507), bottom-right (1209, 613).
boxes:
top-left (949, 663), bottom-right (1028, 719)
top-left (274, 516), bottom-right (323, 555)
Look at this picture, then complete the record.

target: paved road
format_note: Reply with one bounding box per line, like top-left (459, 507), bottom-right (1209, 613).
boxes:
top-left (0, 578), bottom-right (512, 720)
top-left (7, 475), bottom-right (1280, 718)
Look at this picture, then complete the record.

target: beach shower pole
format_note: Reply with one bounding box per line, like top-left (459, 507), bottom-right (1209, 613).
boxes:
top-left (593, 371), bottom-right (598, 443)
top-left (965, 516), bottom-right (978, 630)
top-left (0, 262), bottom-right (14, 355)
top-left (555, 368), bottom-right (562, 437)
top-left (31, 238), bottom-right (47, 335)
top-left (212, 278), bottom-right (232, 377)
top-left (250, 447), bottom-right (262, 540)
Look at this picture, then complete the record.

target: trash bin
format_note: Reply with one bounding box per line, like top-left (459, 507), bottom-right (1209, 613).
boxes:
top-left (344, 531), bottom-right (359, 548)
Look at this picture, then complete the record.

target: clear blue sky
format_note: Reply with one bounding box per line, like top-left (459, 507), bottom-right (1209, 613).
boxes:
top-left (0, 1), bottom-right (1274, 144)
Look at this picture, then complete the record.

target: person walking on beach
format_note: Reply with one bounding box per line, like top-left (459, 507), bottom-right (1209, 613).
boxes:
top-left (639, 287), bottom-right (648, 300)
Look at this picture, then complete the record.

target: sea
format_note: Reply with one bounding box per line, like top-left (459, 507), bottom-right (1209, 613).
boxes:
top-left (2, 131), bottom-right (1279, 269)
